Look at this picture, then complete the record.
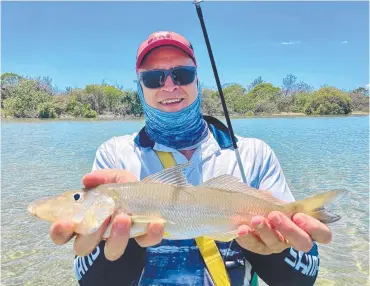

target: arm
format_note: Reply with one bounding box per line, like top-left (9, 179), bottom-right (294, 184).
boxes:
top-left (244, 242), bottom-right (320, 286)
top-left (48, 140), bottom-right (164, 285)
top-left (237, 140), bottom-right (325, 285)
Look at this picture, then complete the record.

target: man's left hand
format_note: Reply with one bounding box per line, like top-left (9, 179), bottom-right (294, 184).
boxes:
top-left (235, 211), bottom-right (332, 255)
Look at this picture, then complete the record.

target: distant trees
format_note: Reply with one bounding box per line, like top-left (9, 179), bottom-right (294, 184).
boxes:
top-left (1, 72), bottom-right (368, 118)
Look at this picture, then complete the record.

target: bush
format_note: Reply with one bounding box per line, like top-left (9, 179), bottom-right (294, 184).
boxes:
top-left (3, 79), bottom-right (51, 117)
top-left (304, 87), bottom-right (353, 115)
top-left (254, 100), bottom-right (279, 115)
top-left (38, 102), bottom-right (57, 118)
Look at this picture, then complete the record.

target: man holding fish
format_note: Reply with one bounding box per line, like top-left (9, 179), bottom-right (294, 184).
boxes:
top-left (37, 31), bottom-right (341, 285)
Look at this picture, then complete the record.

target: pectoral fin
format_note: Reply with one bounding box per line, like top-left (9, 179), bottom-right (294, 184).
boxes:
top-left (131, 215), bottom-right (175, 225)
top-left (203, 230), bottom-right (239, 242)
top-left (74, 196), bottom-right (116, 235)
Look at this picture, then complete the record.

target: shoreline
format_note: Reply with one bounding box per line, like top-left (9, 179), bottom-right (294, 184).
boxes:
top-left (1, 111), bottom-right (368, 122)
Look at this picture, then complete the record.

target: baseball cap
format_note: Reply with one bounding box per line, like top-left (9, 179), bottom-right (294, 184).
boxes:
top-left (136, 31), bottom-right (197, 71)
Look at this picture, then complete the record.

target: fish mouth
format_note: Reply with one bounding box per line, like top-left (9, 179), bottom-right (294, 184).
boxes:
top-left (27, 203), bottom-right (37, 216)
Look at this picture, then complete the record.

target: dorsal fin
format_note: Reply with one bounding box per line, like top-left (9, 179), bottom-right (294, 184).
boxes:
top-left (200, 174), bottom-right (285, 205)
top-left (142, 161), bottom-right (193, 187)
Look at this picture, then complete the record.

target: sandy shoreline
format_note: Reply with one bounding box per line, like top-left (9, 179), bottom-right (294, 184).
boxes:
top-left (1, 111), bottom-right (368, 121)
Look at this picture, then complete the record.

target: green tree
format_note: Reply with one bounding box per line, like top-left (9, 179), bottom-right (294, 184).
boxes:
top-left (1, 73), bottom-right (24, 105)
top-left (248, 83), bottom-right (280, 102)
top-left (3, 78), bottom-right (52, 117)
top-left (248, 76), bottom-right (265, 91)
top-left (201, 88), bottom-right (221, 116)
top-left (305, 87), bottom-right (353, 115)
top-left (122, 90), bottom-right (143, 117)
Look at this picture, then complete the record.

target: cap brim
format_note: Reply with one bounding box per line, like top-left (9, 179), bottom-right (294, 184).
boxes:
top-left (136, 39), bottom-right (196, 71)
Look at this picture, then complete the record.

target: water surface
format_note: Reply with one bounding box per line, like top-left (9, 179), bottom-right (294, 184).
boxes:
top-left (1, 116), bottom-right (368, 285)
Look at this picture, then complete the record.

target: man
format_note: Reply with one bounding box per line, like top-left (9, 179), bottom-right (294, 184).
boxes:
top-left (50, 31), bottom-right (332, 285)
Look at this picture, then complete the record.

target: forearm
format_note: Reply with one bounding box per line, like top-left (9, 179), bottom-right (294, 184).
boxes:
top-left (246, 243), bottom-right (320, 286)
top-left (75, 239), bottom-right (146, 286)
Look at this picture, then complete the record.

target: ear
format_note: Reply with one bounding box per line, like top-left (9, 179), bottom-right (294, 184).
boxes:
top-left (73, 196), bottom-right (116, 235)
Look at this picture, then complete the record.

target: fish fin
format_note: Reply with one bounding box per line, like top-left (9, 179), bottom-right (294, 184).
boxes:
top-left (102, 220), bottom-right (113, 239)
top-left (74, 196), bottom-right (116, 235)
top-left (283, 189), bottom-right (348, 224)
top-left (200, 175), bottom-right (285, 205)
top-left (131, 215), bottom-right (175, 225)
top-left (142, 161), bottom-right (193, 187)
top-left (203, 230), bottom-right (239, 242)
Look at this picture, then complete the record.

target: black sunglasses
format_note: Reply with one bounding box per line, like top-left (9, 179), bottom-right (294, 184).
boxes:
top-left (139, 66), bottom-right (197, 89)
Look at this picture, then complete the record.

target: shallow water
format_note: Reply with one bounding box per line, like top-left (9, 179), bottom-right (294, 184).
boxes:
top-left (1, 116), bottom-right (368, 285)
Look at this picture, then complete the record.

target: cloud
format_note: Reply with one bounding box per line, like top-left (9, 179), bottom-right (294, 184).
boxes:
top-left (280, 41), bottom-right (300, 45)
top-left (341, 40), bottom-right (349, 44)
top-left (366, 84), bottom-right (370, 89)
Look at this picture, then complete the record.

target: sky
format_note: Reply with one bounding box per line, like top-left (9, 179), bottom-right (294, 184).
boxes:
top-left (2, 1), bottom-right (369, 92)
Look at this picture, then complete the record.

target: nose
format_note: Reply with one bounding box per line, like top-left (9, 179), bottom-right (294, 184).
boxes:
top-left (162, 74), bottom-right (178, 92)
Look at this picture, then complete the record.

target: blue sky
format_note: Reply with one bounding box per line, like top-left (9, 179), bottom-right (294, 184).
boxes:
top-left (2, 1), bottom-right (369, 92)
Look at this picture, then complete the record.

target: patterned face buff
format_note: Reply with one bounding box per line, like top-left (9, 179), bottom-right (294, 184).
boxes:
top-left (136, 81), bottom-right (209, 150)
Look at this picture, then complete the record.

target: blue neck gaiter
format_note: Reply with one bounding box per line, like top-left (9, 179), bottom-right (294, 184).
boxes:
top-left (137, 82), bottom-right (209, 150)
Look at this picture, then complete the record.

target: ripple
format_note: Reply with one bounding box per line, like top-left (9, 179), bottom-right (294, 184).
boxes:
top-left (1, 116), bottom-right (368, 285)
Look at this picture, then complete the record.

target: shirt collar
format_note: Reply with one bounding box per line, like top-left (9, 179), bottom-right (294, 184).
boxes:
top-left (134, 115), bottom-right (237, 150)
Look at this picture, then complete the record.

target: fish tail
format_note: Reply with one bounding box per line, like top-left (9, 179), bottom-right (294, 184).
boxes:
top-left (283, 189), bottom-right (348, 224)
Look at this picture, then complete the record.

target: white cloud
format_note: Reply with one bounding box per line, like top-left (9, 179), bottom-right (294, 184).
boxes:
top-left (366, 84), bottom-right (370, 89)
top-left (280, 41), bottom-right (300, 45)
top-left (341, 40), bottom-right (349, 44)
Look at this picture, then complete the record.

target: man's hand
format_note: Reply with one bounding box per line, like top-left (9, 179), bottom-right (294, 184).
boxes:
top-left (236, 211), bottom-right (332, 255)
top-left (49, 169), bottom-right (165, 261)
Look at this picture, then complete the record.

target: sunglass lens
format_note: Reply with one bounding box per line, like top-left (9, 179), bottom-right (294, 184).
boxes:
top-left (142, 71), bottom-right (163, 88)
top-left (172, 68), bottom-right (196, 85)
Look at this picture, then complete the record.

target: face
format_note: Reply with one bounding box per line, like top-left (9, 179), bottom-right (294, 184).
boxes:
top-left (138, 46), bottom-right (198, 112)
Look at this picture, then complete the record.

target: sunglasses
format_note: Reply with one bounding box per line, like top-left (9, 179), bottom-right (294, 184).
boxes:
top-left (139, 66), bottom-right (197, 89)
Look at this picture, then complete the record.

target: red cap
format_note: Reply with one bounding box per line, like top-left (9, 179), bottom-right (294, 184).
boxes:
top-left (136, 31), bottom-right (197, 71)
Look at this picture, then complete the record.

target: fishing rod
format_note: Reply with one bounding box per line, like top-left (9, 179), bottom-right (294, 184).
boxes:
top-left (193, 0), bottom-right (247, 184)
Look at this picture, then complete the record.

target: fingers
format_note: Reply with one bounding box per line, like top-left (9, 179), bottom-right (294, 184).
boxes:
top-left (236, 225), bottom-right (271, 255)
top-left (135, 222), bottom-right (164, 248)
top-left (104, 214), bottom-right (131, 261)
top-left (250, 216), bottom-right (290, 253)
top-left (50, 221), bottom-right (76, 245)
top-left (74, 217), bottom-right (111, 257)
top-left (269, 211), bottom-right (313, 252)
top-left (82, 169), bottom-right (138, 188)
top-left (292, 213), bottom-right (332, 244)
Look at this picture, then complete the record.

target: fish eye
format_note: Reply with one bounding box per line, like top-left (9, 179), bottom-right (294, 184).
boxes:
top-left (73, 193), bottom-right (82, 201)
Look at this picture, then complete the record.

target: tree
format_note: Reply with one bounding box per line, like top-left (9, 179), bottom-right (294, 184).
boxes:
top-left (352, 87), bottom-right (369, 97)
top-left (3, 78), bottom-right (52, 117)
top-left (248, 76), bottom-right (264, 91)
top-left (305, 87), bottom-right (353, 115)
top-left (1, 73), bottom-right (23, 104)
top-left (201, 88), bottom-right (221, 116)
top-left (282, 74), bottom-right (298, 96)
top-left (348, 87), bottom-right (369, 112)
top-left (249, 83), bottom-right (280, 102)
top-left (122, 90), bottom-right (143, 117)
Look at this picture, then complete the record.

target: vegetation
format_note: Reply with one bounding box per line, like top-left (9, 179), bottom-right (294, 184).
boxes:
top-left (1, 72), bottom-right (368, 119)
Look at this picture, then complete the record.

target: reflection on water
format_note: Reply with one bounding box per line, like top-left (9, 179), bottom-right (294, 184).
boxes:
top-left (1, 116), bottom-right (368, 285)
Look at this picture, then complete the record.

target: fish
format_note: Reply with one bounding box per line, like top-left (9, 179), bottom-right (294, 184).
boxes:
top-left (27, 162), bottom-right (347, 242)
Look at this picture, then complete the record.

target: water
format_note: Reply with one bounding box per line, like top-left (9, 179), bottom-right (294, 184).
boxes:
top-left (1, 116), bottom-right (369, 285)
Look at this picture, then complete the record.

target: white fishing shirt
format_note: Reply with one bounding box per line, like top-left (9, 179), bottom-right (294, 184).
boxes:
top-left (73, 116), bottom-right (319, 286)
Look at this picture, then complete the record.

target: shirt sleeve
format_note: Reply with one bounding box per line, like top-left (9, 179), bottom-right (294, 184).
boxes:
top-left (91, 139), bottom-right (117, 171)
top-left (245, 243), bottom-right (320, 286)
top-left (254, 140), bottom-right (295, 203)
top-left (246, 140), bottom-right (320, 285)
top-left (76, 138), bottom-right (148, 285)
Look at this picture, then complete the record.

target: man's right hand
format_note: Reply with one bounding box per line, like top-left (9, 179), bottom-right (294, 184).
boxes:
top-left (49, 169), bottom-right (165, 261)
